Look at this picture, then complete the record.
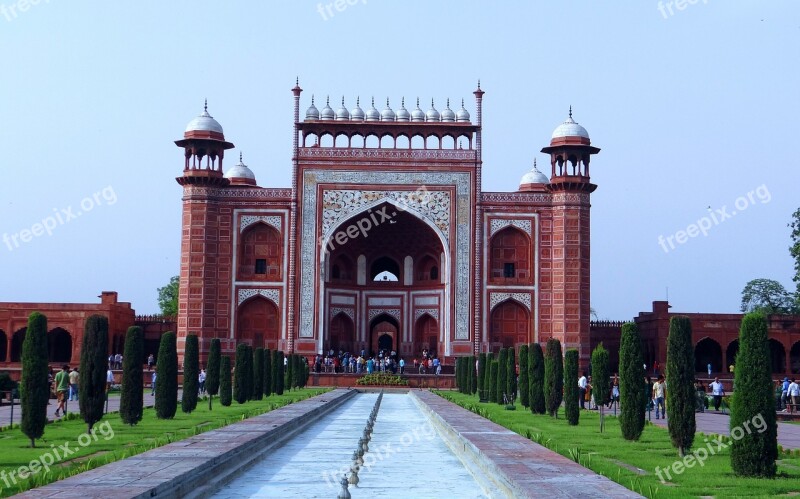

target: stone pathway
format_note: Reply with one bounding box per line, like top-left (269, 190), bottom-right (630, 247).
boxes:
top-left (646, 410), bottom-right (800, 449)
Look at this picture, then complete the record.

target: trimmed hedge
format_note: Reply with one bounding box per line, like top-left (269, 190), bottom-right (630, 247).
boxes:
top-left (619, 323), bottom-right (645, 440)
top-left (219, 355), bottom-right (232, 406)
top-left (564, 348), bottom-right (580, 425)
top-left (206, 338), bottom-right (221, 410)
top-left (181, 334), bottom-right (199, 414)
top-left (488, 360), bottom-right (499, 403)
top-left (21, 312), bottom-right (49, 447)
top-left (497, 348), bottom-right (508, 405)
top-left (529, 343), bottom-right (545, 414)
top-left (154, 331), bottom-right (178, 420)
top-left (518, 345), bottom-right (530, 408)
top-left (544, 338), bottom-right (563, 418)
top-left (666, 316), bottom-right (696, 456)
top-left (120, 326), bottom-right (144, 425)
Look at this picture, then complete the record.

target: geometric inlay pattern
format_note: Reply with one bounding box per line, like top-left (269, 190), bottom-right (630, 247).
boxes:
top-left (489, 218), bottom-right (532, 237)
top-left (489, 292), bottom-right (531, 312)
top-left (240, 215), bottom-right (282, 233)
top-left (237, 288), bottom-right (280, 307)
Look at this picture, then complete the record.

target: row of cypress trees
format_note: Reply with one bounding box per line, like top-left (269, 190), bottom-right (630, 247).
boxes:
top-left (455, 356), bottom-right (478, 394)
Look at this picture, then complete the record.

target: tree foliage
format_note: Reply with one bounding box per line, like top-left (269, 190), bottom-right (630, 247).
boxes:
top-left (181, 334), bottom-right (199, 413)
top-left (155, 331), bottom-right (178, 419)
top-left (592, 343), bottom-right (611, 432)
top-left (219, 356), bottom-right (232, 406)
top-left (488, 360), bottom-right (499, 403)
top-left (544, 339), bottom-right (563, 418)
top-left (120, 326), bottom-right (144, 426)
top-left (157, 275), bottom-right (179, 317)
top-left (740, 278), bottom-right (796, 314)
top-left (564, 349), bottom-right (580, 426)
top-left (273, 350), bottom-right (285, 395)
top-left (528, 343), bottom-right (545, 414)
top-left (253, 347), bottom-right (264, 400)
top-left (730, 312), bottom-right (778, 477)
top-left (21, 312), bottom-right (49, 447)
top-left (477, 353), bottom-right (487, 399)
top-left (506, 348), bottom-right (517, 404)
top-left (790, 208), bottom-right (800, 300)
top-left (263, 348), bottom-right (272, 397)
top-left (496, 348), bottom-right (508, 405)
top-left (619, 322), bottom-right (646, 441)
top-left (518, 345), bottom-right (530, 408)
top-left (80, 315), bottom-right (109, 432)
top-left (666, 316), bottom-right (696, 457)
top-left (205, 338), bottom-right (221, 410)
top-left (234, 343), bottom-right (249, 404)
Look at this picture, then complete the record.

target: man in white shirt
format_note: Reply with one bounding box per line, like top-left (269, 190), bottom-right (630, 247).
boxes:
top-left (653, 376), bottom-right (666, 419)
top-left (578, 372), bottom-right (588, 409)
top-left (709, 377), bottom-right (725, 411)
top-left (789, 378), bottom-right (800, 414)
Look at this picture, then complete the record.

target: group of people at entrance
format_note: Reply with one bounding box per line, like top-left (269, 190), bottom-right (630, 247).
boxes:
top-left (577, 372), bottom-right (620, 410)
top-left (314, 350), bottom-right (406, 375)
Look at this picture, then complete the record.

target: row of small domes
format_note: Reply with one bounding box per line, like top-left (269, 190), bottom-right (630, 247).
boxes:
top-left (306, 96), bottom-right (471, 123)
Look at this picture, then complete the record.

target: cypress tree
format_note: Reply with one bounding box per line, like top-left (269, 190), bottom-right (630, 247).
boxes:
top-left (466, 356), bottom-right (473, 394)
top-left (246, 345), bottom-right (255, 399)
top-left (263, 348), bottom-right (272, 397)
top-left (477, 353), bottom-right (487, 399)
top-left (219, 356), bottom-right (232, 406)
top-left (497, 348), bottom-right (508, 405)
top-left (206, 338), bottom-right (221, 410)
top-left (529, 343), bottom-right (546, 414)
top-left (253, 347), bottom-right (264, 400)
top-left (592, 343), bottom-right (611, 432)
top-left (506, 347), bottom-right (517, 404)
top-left (275, 350), bottom-right (285, 395)
top-left (120, 326), bottom-right (144, 426)
top-left (271, 349), bottom-right (280, 395)
top-left (292, 354), bottom-right (301, 389)
top-left (458, 357), bottom-right (465, 393)
top-left (488, 360), bottom-right (499, 403)
top-left (730, 312), bottom-right (778, 476)
top-left (155, 331), bottom-right (178, 419)
top-left (518, 345), bottom-right (530, 408)
top-left (234, 344), bottom-right (249, 404)
top-left (285, 351), bottom-right (294, 392)
top-left (544, 338), bottom-right (563, 418)
top-left (666, 316), bottom-right (696, 457)
top-left (619, 323), bottom-right (646, 440)
top-left (471, 356), bottom-right (478, 394)
top-left (80, 314), bottom-right (109, 432)
top-left (20, 312), bottom-right (49, 447)
top-left (564, 349), bottom-right (580, 426)
top-left (181, 335), bottom-right (199, 414)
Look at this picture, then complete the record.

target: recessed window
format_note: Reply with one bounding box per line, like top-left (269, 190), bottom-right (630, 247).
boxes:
top-left (332, 264), bottom-right (341, 279)
top-left (255, 259), bottom-right (267, 274)
top-left (503, 262), bottom-right (515, 278)
top-left (430, 266), bottom-right (438, 280)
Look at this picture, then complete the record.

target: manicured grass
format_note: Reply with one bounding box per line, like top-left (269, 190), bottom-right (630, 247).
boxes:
top-left (0, 388), bottom-right (329, 497)
top-left (435, 391), bottom-right (800, 498)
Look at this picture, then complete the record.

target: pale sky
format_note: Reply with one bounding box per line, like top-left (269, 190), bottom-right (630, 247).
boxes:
top-left (1, 1), bottom-right (798, 320)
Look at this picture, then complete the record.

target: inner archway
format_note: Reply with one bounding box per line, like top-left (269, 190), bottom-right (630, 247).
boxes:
top-left (0, 329), bottom-right (6, 362)
top-left (370, 314), bottom-right (398, 356)
top-left (10, 328), bottom-right (26, 362)
top-left (490, 300), bottom-right (529, 351)
top-left (237, 296), bottom-right (280, 350)
top-left (769, 339), bottom-right (786, 373)
top-left (694, 337), bottom-right (722, 373)
top-left (726, 339), bottom-right (739, 370)
top-left (791, 341), bottom-right (800, 374)
top-left (48, 328), bottom-right (73, 363)
top-left (328, 312), bottom-right (355, 354)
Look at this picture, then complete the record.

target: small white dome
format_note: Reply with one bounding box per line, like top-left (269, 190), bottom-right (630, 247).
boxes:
top-left (426, 99), bottom-right (440, 122)
top-left (365, 97), bottom-right (381, 121)
top-left (411, 98), bottom-right (425, 122)
top-left (185, 101), bottom-right (223, 133)
top-left (396, 98), bottom-right (410, 121)
top-left (519, 159), bottom-right (549, 186)
top-left (441, 99), bottom-right (455, 122)
top-left (456, 99), bottom-right (470, 122)
top-left (224, 152), bottom-right (256, 184)
top-left (350, 97), bottom-right (365, 121)
top-left (320, 96), bottom-right (335, 120)
top-left (380, 98), bottom-right (396, 121)
top-left (552, 107), bottom-right (589, 139)
top-left (305, 95), bottom-right (320, 121)
top-left (335, 97), bottom-right (350, 120)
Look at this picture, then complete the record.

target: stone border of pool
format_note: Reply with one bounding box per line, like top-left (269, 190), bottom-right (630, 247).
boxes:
top-left (411, 391), bottom-right (643, 498)
top-left (13, 389), bottom-right (356, 499)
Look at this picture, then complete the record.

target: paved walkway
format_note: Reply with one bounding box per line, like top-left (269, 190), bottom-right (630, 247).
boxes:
top-left (644, 409), bottom-right (800, 449)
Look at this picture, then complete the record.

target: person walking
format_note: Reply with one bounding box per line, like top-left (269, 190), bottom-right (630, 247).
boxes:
top-left (68, 367), bottom-right (79, 401)
top-left (151, 368), bottom-right (157, 396)
top-left (709, 377), bottom-right (725, 411)
top-left (781, 377), bottom-right (790, 411)
top-left (399, 358), bottom-right (405, 375)
top-left (653, 375), bottom-right (666, 419)
top-left (54, 365), bottom-right (69, 417)
top-left (707, 363), bottom-right (712, 377)
top-left (788, 378), bottom-right (800, 414)
top-left (578, 371), bottom-right (588, 409)
top-left (198, 368), bottom-right (206, 394)
top-left (147, 353), bottom-right (155, 371)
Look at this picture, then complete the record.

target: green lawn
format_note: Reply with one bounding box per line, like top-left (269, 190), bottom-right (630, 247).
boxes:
top-left (435, 391), bottom-right (800, 498)
top-left (0, 388), bottom-right (328, 497)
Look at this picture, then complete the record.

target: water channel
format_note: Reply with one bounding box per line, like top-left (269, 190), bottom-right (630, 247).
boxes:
top-left (211, 392), bottom-right (492, 498)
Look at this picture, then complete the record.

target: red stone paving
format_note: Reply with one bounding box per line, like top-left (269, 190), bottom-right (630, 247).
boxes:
top-left (412, 391), bottom-right (642, 498)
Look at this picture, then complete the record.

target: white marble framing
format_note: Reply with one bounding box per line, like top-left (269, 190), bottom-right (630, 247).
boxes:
top-left (489, 219), bottom-right (532, 237)
top-left (240, 215), bottom-right (282, 233)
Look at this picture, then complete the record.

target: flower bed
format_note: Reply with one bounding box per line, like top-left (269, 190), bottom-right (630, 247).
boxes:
top-left (355, 373), bottom-right (409, 386)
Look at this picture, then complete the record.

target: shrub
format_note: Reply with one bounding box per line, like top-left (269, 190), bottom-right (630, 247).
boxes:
top-left (666, 316), bottom-right (696, 456)
top-left (285, 350), bottom-right (295, 392)
top-left (21, 312), bottom-right (49, 447)
top-left (730, 312), bottom-right (778, 476)
top-left (529, 343), bottom-right (545, 414)
top-left (477, 353), bottom-right (487, 398)
top-left (154, 331), bottom-right (178, 419)
top-left (219, 356), bottom-right (232, 407)
top-left (471, 356), bottom-right (478, 394)
top-left (181, 334), bottom-right (199, 414)
top-left (518, 345), bottom-right (530, 408)
top-left (506, 348), bottom-right (517, 404)
top-left (488, 360), bottom-right (499, 403)
top-left (619, 323), bottom-right (646, 440)
top-left (253, 347), bottom-right (264, 401)
top-left (263, 348), bottom-right (272, 397)
top-left (497, 348), bottom-right (508, 405)
top-left (592, 343), bottom-right (611, 432)
top-left (80, 315), bottom-right (110, 432)
top-left (564, 349), bottom-right (580, 425)
top-left (205, 338), bottom-right (221, 410)
top-left (234, 344), bottom-right (249, 404)
top-left (355, 373), bottom-right (409, 386)
top-left (120, 326), bottom-right (144, 426)
top-left (245, 345), bottom-right (254, 400)
top-left (544, 338), bottom-right (563, 418)
top-left (274, 350), bottom-right (285, 395)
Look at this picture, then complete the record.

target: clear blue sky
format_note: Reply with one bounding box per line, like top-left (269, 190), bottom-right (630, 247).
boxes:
top-left (1, 1), bottom-right (798, 320)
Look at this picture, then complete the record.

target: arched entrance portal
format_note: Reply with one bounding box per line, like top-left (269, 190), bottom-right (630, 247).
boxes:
top-left (322, 200), bottom-right (447, 357)
top-left (10, 328), bottom-right (26, 362)
top-left (48, 328), bottom-right (72, 363)
top-left (237, 296), bottom-right (280, 350)
top-left (769, 339), bottom-right (786, 373)
top-left (329, 313), bottom-right (355, 354)
top-left (726, 340), bottom-right (739, 370)
top-left (414, 314), bottom-right (439, 357)
top-left (370, 314), bottom-right (398, 356)
top-left (0, 329), bottom-right (6, 362)
top-left (791, 341), bottom-right (800, 374)
top-left (694, 337), bottom-right (722, 373)
top-left (490, 300), bottom-right (529, 352)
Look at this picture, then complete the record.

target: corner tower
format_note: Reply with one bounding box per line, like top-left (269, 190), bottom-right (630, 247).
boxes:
top-left (541, 108), bottom-right (599, 368)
